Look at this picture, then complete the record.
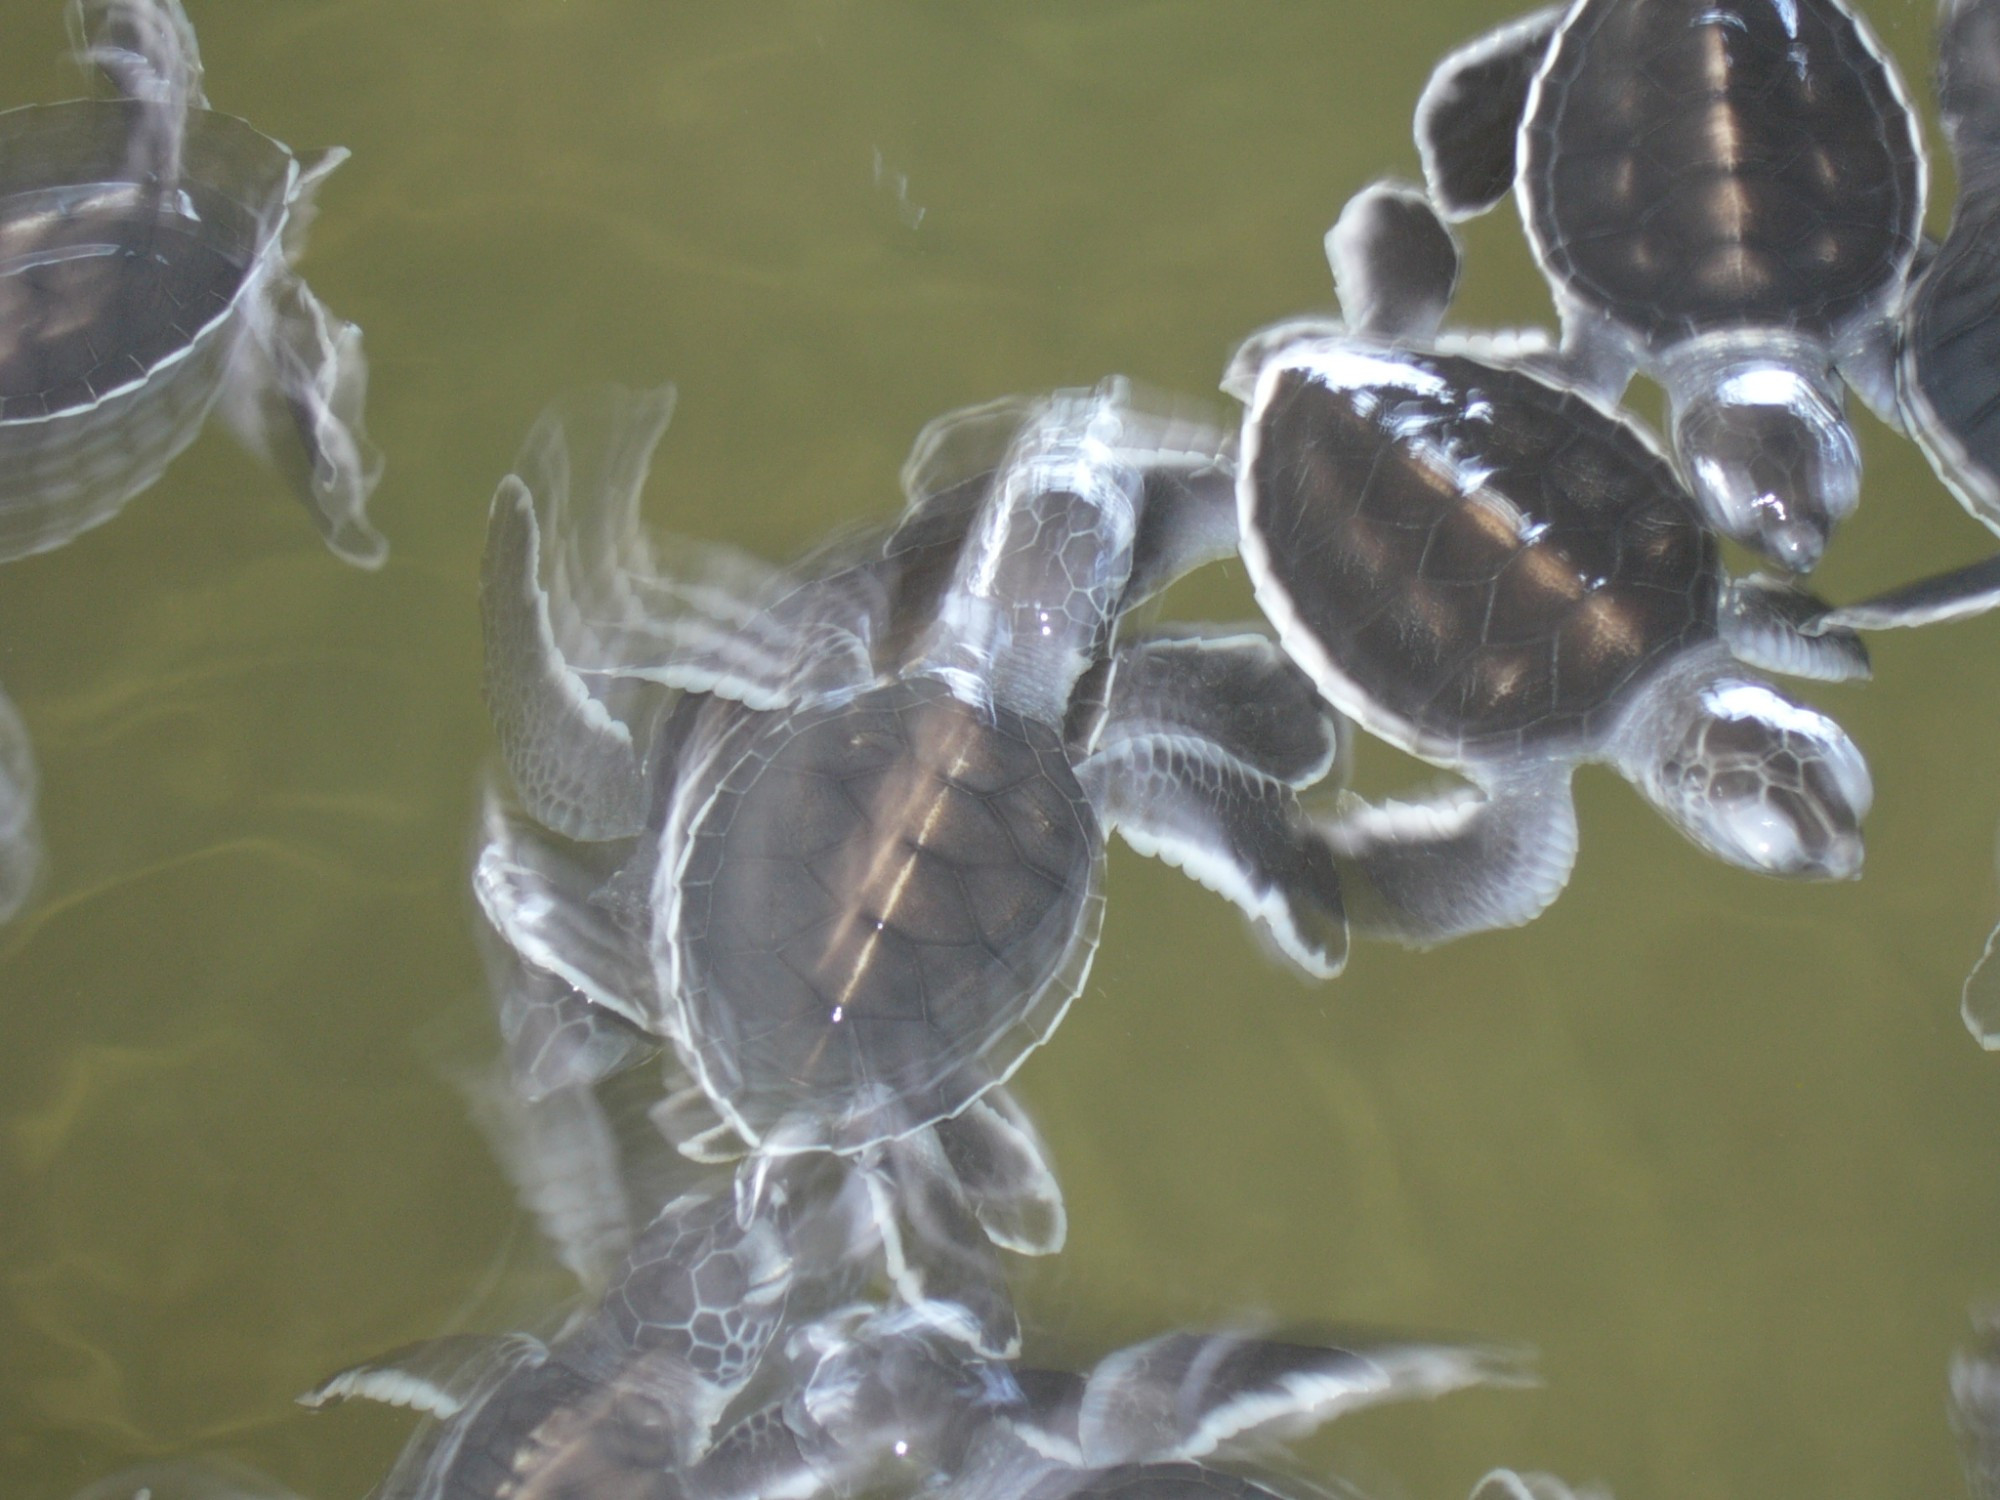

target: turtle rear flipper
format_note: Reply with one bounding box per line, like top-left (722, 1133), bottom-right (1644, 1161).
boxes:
top-left (861, 1127), bottom-right (1020, 1360)
top-left (1414, 5), bottom-right (1565, 219)
top-left (1319, 764), bottom-right (1580, 948)
top-left (473, 785), bottom-right (658, 1030)
top-left (1077, 1329), bottom-right (1531, 1467)
top-left (1327, 179), bottom-right (1461, 342)
top-left (934, 1087), bottom-right (1067, 1257)
top-left (1079, 630), bottom-right (1347, 978)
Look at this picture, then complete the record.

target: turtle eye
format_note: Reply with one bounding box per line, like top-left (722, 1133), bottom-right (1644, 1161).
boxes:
top-left (1672, 368), bottom-right (1859, 574)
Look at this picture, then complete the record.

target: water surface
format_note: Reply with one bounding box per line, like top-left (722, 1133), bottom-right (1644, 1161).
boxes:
top-left (0, 4), bottom-right (1995, 1499)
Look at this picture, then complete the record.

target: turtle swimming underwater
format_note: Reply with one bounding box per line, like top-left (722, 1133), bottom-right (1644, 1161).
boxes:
top-left (687, 1297), bottom-right (1520, 1500)
top-left (1413, 0), bottom-right (1926, 575)
top-left (1794, 0), bottom-right (2000, 635)
top-left (1223, 183), bottom-right (1875, 945)
top-left (0, 0), bottom-right (382, 565)
top-left (474, 380), bottom-right (1346, 1339)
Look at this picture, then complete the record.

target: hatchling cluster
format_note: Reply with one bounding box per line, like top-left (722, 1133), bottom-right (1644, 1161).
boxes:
top-left (25, 0), bottom-right (2000, 1498)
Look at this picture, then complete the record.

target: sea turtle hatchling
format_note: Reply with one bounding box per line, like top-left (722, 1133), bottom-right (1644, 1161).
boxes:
top-left (1791, 0), bottom-right (2000, 635)
top-left (1224, 185), bottom-right (1876, 945)
top-left (1412, 0), bottom-right (1926, 575)
top-left (686, 1297), bottom-right (1521, 1500)
top-left (0, 0), bottom-right (383, 565)
top-left (474, 380), bottom-right (1346, 1333)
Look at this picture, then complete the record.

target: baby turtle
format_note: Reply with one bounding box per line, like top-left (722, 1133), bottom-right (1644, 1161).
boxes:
top-left (0, 681), bottom-right (40, 924)
top-left (1228, 194), bottom-right (1875, 944)
top-left (1414, 0), bottom-right (1926, 573)
top-left (477, 380), bottom-right (1346, 1152)
top-left (302, 1151), bottom-right (883, 1497)
top-left (1797, 0), bottom-right (2000, 634)
top-left (0, 0), bottom-right (382, 565)
top-left (694, 1297), bottom-right (1520, 1500)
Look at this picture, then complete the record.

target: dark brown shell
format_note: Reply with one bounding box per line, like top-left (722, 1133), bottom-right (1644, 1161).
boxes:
top-left (673, 678), bottom-right (1097, 1147)
top-left (1522, 0), bottom-right (1923, 345)
top-left (1244, 347), bottom-right (1718, 758)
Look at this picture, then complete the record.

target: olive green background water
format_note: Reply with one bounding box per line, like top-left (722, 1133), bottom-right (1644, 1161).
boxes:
top-left (0, 2), bottom-right (1994, 1497)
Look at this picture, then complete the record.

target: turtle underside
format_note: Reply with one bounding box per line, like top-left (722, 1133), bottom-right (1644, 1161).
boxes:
top-left (1523, 0), bottom-right (1922, 344)
top-left (1247, 350), bottom-right (1716, 759)
top-left (672, 678), bottom-right (1100, 1147)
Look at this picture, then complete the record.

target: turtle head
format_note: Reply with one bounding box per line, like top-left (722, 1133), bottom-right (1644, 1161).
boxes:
top-left (1669, 363), bottom-right (1860, 575)
top-left (1638, 678), bottom-right (1871, 880)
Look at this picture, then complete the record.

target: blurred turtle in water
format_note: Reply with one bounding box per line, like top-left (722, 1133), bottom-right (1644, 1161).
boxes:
top-left (0, 0), bottom-right (383, 565)
top-left (0, 681), bottom-right (40, 924)
top-left (1411, 0), bottom-right (1925, 578)
top-left (1954, 1308), bottom-right (2000, 1500)
top-left (470, 379), bottom-right (1349, 1343)
top-left (1221, 183), bottom-right (1875, 947)
top-left (311, 1231), bottom-right (1520, 1500)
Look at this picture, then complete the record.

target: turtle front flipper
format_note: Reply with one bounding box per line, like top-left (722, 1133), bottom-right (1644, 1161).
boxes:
top-left (69, 0), bottom-right (208, 184)
top-left (1414, 6), bottom-right (1564, 219)
top-left (933, 1087), bottom-right (1067, 1257)
top-left (0, 686), bottom-right (42, 925)
top-left (1119, 451), bottom-right (1240, 612)
top-left (1075, 1329), bottom-right (1530, 1467)
top-left (1717, 575), bottom-right (1871, 681)
top-left (299, 1333), bottom-right (548, 1418)
top-left (1327, 180), bottom-right (1462, 342)
top-left (1801, 552), bottom-right (2000, 633)
top-left (1319, 764), bottom-right (1580, 947)
top-left (473, 786), bottom-right (659, 1030)
top-left (1077, 631), bottom-right (1347, 978)
top-left (483, 468), bottom-right (652, 839)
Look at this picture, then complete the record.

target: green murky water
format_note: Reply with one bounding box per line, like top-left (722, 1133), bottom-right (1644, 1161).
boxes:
top-left (1, 2), bottom-right (1996, 1497)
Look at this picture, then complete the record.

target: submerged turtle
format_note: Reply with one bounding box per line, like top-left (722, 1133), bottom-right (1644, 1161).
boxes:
top-left (475, 380), bottom-right (1345, 1343)
top-left (689, 1298), bottom-right (1520, 1500)
top-left (0, 681), bottom-right (39, 924)
top-left (1954, 1308), bottom-right (2000, 1500)
top-left (1223, 185), bottom-right (1875, 944)
top-left (0, 0), bottom-right (383, 565)
top-left (1794, 0), bottom-right (2000, 635)
top-left (302, 1149), bottom-right (886, 1499)
top-left (1413, 0), bottom-right (1926, 574)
